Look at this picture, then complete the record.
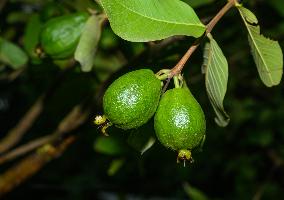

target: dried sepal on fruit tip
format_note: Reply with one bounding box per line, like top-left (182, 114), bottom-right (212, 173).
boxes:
top-left (94, 115), bottom-right (107, 125)
top-left (94, 115), bottom-right (112, 136)
top-left (177, 149), bottom-right (193, 165)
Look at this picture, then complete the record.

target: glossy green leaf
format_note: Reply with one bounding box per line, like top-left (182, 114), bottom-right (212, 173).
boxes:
top-left (101, 0), bottom-right (205, 42)
top-left (238, 6), bottom-right (283, 87)
top-left (75, 15), bottom-right (102, 72)
top-left (202, 34), bottom-right (229, 127)
top-left (0, 38), bottom-right (28, 69)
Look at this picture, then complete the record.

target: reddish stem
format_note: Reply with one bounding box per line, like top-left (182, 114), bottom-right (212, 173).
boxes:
top-left (169, 0), bottom-right (236, 78)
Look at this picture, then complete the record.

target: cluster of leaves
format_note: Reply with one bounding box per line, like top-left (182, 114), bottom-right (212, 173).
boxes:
top-left (101, 0), bottom-right (283, 127)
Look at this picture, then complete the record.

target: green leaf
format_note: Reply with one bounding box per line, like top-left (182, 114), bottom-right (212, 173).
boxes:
top-left (238, 6), bottom-right (283, 87)
top-left (100, 0), bottom-right (205, 42)
top-left (75, 15), bottom-right (102, 72)
top-left (202, 34), bottom-right (229, 127)
top-left (0, 38), bottom-right (28, 69)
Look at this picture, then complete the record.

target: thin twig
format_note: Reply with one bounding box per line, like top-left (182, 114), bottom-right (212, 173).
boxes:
top-left (0, 104), bottom-right (90, 165)
top-left (0, 136), bottom-right (76, 196)
top-left (0, 95), bottom-right (45, 153)
top-left (0, 65), bottom-right (75, 154)
top-left (0, 135), bottom-right (55, 165)
top-left (162, 78), bottom-right (171, 94)
top-left (0, 102), bottom-right (90, 196)
top-left (169, 38), bottom-right (201, 78)
top-left (169, 0), bottom-right (236, 78)
top-left (0, 68), bottom-right (25, 82)
top-left (205, 0), bottom-right (236, 34)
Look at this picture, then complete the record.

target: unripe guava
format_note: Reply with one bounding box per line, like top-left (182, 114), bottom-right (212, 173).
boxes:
top-left (103, 69), bottom-right (162, 130)
top-left (40, 12), bottom-right (89, 59)
top-left (154, 87), bottom-right (206, 161)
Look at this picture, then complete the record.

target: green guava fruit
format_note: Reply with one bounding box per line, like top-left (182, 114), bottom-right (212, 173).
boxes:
top-left (103, 69), bottom-right (162, 130)
top-left (40, 12), bottom-right (89, 59)
top-left (154, 87), bottom-right (206, 162)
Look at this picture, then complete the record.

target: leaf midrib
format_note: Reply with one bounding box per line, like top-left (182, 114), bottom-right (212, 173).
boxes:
top-left (205, 44), bottom-right (221, 110)
top-left (239, 9), bottom-right (274, 84)
top-left (113, 0), bottom-right (205, 28)
top-left (204, 39), bottom-right (229, 125)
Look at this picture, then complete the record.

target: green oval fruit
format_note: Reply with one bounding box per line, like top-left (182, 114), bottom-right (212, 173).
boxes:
top-left (154, 87), bottom-right (206, 161)
top-left (103, 69), bottom-right (162, 130)
top-left (40, 12), bottom-right (89, 59)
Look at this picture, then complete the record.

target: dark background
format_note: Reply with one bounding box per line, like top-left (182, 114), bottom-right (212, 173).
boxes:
top-left (0, 0), bottom-right (283, 199)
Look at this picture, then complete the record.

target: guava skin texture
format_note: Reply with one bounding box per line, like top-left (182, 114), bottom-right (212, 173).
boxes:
top-left (154, 87), bottom-right (206, 151)
top-left (40, 12), bottom-right (89, 59)
top-left (103, 69), bottom-right (162, 130)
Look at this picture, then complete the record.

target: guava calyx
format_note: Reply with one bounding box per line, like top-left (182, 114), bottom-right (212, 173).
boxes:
top-left (177, 150), bottom-right (193, 165)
